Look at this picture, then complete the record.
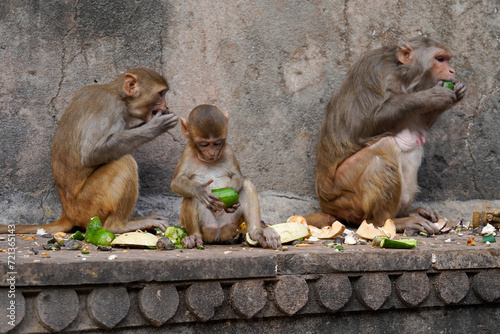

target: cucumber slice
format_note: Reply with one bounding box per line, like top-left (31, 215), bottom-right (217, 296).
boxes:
top-left (443, 81), bottom-right (454, 90)
top-left (372, 236), bottom-right (417, 249)
top-left (211, 188), bottom-right (239, 209)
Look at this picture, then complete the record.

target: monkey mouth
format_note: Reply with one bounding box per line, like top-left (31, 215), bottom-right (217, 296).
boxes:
top-left (152, 110), bottom-right (169, 116)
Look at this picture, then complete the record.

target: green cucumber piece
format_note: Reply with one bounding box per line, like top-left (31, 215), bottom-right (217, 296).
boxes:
top-left (92, 229), bottom-right (115, 246)
top-left (211, 188), bottom-right (239, 209)
top-left (373, 236), bottom-right (417, 249)
top-left (84, 216), bottom-right (115, 246)
top-left (443, 81), bottom-right (454, 90)
top-left (85, 216), bottom-right (103, 242)
top-left (70, 230), bottom-right (85, 240)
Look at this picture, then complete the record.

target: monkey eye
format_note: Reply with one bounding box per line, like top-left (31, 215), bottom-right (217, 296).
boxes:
top-left (158, 89), bottom-right (167, 98)
top-left (435, 55), bottom-right (449, 63)
top-left (214, 140), bottom-right (225, 146)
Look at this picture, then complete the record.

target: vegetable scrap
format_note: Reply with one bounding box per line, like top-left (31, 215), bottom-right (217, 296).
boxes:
top-left (164, 226), bottom-right (188, 248)
top-left (85, 216), bottom-right (115, 246)
top-left (372, 236), bottom-right (418, 249)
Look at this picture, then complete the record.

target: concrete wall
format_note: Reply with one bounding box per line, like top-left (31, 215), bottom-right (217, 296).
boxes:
top-left (0, 0), bottom-right (498, 225)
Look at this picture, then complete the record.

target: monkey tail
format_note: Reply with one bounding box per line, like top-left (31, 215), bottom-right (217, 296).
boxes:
top-left (0, 216), bottom-right (74, 234)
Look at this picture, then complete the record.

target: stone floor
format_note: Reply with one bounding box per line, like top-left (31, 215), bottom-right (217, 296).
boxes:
top-left (1, 229), bottom-right (499, 333)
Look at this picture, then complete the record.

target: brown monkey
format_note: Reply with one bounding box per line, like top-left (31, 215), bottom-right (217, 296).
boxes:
top-left (0, 68), bottom-right (178, 234)
top-left (171, 104), bottom-right (281, 249)
top-left (315, 37), bottom-right (466, 233)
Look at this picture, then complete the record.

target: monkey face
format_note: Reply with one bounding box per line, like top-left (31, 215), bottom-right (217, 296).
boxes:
top-left (146, 88), bottom-right (169, 121)
top-left (432, 50), bottom-right (455, 82)
top-left (195, 138), bottom-right (226, 163)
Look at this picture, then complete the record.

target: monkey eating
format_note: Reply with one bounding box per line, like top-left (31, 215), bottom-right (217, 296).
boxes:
top-left (0, 68), bottom-right (178, 234)
top-left (170, 104), bottom-right (281, 249)
top-left (315, 37), bottom-right (466, 234)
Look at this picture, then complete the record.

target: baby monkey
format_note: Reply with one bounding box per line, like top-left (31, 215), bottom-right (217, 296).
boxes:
top-left (171, 105), bottom-right (281, 249)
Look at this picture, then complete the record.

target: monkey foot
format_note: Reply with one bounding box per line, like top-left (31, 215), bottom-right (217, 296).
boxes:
top-left (182, 235), bottom-right (203, 249)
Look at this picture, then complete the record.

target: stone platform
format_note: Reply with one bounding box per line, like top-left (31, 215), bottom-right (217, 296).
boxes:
top-left (1, 232), bottom-right (500, 334)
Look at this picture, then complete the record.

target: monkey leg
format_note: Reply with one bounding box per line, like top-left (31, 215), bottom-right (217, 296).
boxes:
top-left (85, 155), bottom-right (171, 233)
top-left (318, 137), bottom-right (403, 227)
top-left (180, 198), bottom-right (204, 248)
top-left (56, 154), bottom-right (139, 233)
top-left (319, 138), bottom-right (441, 234)
top-left (0, 156), bottom-right (140, 234)
top-left (180, 197), bottom-right (240, 248)
top-left (239, 180), bottom-right (281, 249)
top-left (56, 154), bottom-right (166, 233)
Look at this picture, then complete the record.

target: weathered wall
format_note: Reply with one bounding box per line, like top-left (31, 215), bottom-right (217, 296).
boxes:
top-left (0, 0), bottom-right (498, 225)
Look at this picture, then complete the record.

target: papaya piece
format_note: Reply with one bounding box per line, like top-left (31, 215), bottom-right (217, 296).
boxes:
top-left (355, 220), bottom-right (386, 240)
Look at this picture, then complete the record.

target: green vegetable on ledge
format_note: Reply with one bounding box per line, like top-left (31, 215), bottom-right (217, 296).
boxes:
top-left (84, 216), bottom-right (115, 246)
top-left (372, 236), bottom-right (418, 249)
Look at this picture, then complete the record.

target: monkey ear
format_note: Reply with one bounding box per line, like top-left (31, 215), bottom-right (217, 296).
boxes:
top-left (180, 117), bottom-right (190, 139)
top-left (123, 73), bottom-right (139, 97)
top-left (397, 45), bottom-right (413, 65)
top-left (222, 110), bottom-right (229, 122)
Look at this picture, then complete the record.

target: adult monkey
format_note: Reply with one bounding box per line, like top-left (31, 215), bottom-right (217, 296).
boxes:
top-left (171, 104), bottom-right (281, 250)
top-left (0, 68), bottom-right (178, 234)
top-left (315, 37), bottom-right (466, 234)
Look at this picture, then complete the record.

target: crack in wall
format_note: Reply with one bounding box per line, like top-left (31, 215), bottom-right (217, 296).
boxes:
top-left (342, 0), bottom-right (351, 64)
top-left (48, 2), bottom-right (79, 124)
top-left (467, 94), bottom-right (487, 199)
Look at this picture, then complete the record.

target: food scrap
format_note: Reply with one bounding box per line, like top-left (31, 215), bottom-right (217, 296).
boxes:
top-left (467, 237), bottom-right (477, 246)
top-left (85, 216), bottom-right (115, 246)
top-left (372, 236), bottom-right (417, 249)
top-left (111, 231), bottom-right (159, 248)
top-left (164, 226), bottom-right (188, 249)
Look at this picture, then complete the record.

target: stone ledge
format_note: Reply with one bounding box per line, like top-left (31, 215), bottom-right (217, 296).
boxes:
top-left (1, 235), bottom-right (500, 333)
top-left (1, 270), bottom-right (499, 333)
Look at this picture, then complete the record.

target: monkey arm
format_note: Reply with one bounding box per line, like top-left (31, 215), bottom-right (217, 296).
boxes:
top-left (225, 153), bottom-right (245, 192)
top-left (81, 112), bottom-right (177, 167)
top-left (171, 173), bottom-right (224, 212)
top-left (170, 150), bottom-right (200, 199)
top-left (171, 149), bottom-right (224, 211)
top-left (170, 173), bottom-right (200, 199)
top-left (81, 126), bottom-right (158, 167)
top-left (370, 86), bottom-right (456, 134)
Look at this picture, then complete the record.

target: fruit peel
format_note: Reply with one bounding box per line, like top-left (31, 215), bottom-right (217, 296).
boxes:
top-left (355, 220), bottom-right (386, 240)
top-left (269, 222), bottom-right (310, 244)
top-left (111, 231), bottom-right (159, 247)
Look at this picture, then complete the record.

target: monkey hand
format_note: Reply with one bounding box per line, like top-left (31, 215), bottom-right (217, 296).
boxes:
top-left (182, 234), bottom-right (203, 249)
top-left (224, 201), bottom-right (241, 214)
top-left (249, 227), bottom-right (282, 250)
top-left (197, 179), bottom-right (225, 212)
top-left (408, 207), bottom-right (439, 223)
top-left (395, 215), bottom-right (441, 235)
top-left (148, 112), bottom-right (179, 135)
top-left (426, 81), bottom-right (458, 112)
top-left (453, 81), bottom-right (467, 102)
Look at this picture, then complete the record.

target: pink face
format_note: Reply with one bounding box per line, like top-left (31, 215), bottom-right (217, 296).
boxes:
top-left (195, 137), bottom-right (226, 163)
top-left (432, 51), bottom-right (455, 81)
